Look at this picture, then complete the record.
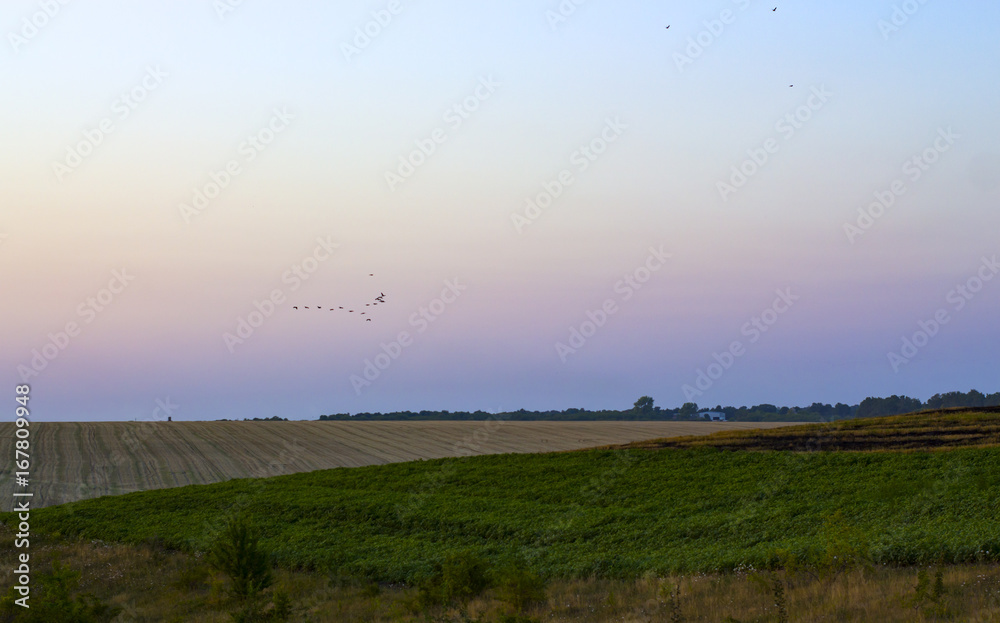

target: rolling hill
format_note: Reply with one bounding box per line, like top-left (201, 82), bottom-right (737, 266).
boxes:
top-left (0, 419), bottom-right (796, 507)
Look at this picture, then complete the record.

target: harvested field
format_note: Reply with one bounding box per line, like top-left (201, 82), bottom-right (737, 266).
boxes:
top-left (0, 420), bottom-right (796, 508)
top-left (610, 407), bottom-right (1000, 452)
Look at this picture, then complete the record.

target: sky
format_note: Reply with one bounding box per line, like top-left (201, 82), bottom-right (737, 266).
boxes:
top-left (2, 1), bottom-right (999, 421)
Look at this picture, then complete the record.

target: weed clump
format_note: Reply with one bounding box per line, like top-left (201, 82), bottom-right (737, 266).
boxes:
top-left (493, 561), bottom-right (547, 613)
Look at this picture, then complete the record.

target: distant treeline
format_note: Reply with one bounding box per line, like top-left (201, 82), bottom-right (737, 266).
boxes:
top-left (319, 409), bottom-right (631, 421)
top-left (318, 389), bottom-right (1000, 422)
top-left (857, 390), bottom-right (1000, 418)
top-left (216, 416), bottom-right (290, 422)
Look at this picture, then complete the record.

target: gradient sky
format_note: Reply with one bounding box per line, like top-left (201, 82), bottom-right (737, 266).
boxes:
top-left (3, 1), bottom-right (999, 421)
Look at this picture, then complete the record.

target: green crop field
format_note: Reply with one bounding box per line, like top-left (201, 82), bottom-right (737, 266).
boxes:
top-left (12, 411), bottom-right (1000, 585)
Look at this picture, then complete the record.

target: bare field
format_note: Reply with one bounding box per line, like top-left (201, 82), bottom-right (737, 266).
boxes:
top-left (0, 420), bottom-right (798, 508)
top-left (613, 408), bottom-right (1000, 452)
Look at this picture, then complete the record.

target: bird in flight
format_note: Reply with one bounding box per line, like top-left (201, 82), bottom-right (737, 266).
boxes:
top-left (773, 7), bottom-right (777, 11)
top-left (665, 25), bottom-right (670, 29)
top-left (290, 276), bottom-right (388, 320)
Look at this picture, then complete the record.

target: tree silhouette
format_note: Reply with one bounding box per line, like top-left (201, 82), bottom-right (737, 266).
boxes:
top-left (679, 402), bottom-right (699, 418)
top-left (633, 396), bottom-right (654, 415)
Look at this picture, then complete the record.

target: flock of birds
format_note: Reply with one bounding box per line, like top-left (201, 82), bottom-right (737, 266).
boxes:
top-left (287, 10), bottom-right (788, 326)
top-left (292, 274), bottom-right (386, 323)
top-left (668, 8), bottom-right (791, 86)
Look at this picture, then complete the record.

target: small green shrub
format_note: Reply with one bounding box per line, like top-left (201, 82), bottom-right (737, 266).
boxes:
top-left (904, 567), bottom-right (950, 618)
top-left (171, 561), bottom-right (212, 591)
top-left (908, 568), bottom-right (931, 610)
top-left (226, 587), bottom-right (292, 623)
top-left (418, 551), bottom-right (491, 607)
top-left (748, 573), bottom-right (787, 623)
top-left (268, 588), bottom-right (293, 622)
top-left (360, 582), bottom-right (381, 598)
top-left (0, 559), bottom-right (120, 623)
top-left (772, 576), bottom-right (788, 623)
top-left (659, 583), bottom-right (683, 622)
top-left (493, 562), bottom-right (546, 612)
top-left (208, 513), bottom-right (274, 600)
top-left (932, 569), bottom-right (945, 600)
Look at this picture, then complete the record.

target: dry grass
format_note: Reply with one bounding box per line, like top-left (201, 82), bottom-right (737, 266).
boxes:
top-left (611, 408), bottom-right (1000, 453)
top-left (0, 420), bottom-right (797, 508)
top-left (3, 527), bottom-right (1000, 622)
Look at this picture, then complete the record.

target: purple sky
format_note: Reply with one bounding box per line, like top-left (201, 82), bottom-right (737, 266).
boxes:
top-left (3, 1), bottom-right (999, 421)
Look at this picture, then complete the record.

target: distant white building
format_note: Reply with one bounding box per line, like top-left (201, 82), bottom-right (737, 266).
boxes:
top-left (699, 411), bottom-right (727, 421)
